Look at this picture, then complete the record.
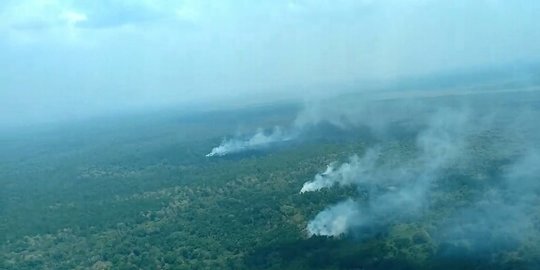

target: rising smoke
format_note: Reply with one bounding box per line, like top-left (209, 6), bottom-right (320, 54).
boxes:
top-left (206, 93), bottom-right (430, 157)
top-left (300, 149), bottom-right (380, 193)
top-left (299, 91), bottom-right (540, 255)
top-left (307, 199), bottom-right (362, 237)
top-left (206, 126), bottom-right (296, 157)
top-left (302, 107), bottom-right (474, 236)
top-left (204, 82), bottom-right (540, 255)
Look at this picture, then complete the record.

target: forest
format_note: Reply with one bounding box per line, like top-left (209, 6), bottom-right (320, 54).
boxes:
top-left (1, 87), bottom-right (540, 270)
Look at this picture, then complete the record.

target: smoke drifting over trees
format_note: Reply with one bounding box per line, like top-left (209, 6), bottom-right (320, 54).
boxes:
top-left (204, 85), bottom-right (540, 255)
top-left (206, 127), bottom-right (296, 157)
top-left (293, 90), bottom-right (540, 258)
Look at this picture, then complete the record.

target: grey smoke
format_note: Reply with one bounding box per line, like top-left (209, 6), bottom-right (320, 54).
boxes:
top-left (303, 107), bottom-right (479, 237)
top-left (438, 144), bottom-right (540, 252)
top-left (301, 90), bottom-right (540, 259)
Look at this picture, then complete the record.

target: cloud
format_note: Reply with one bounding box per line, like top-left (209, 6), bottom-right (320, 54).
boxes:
top-left (62, 11), bottom-right (87, 26)
top-left (74, 1), bottom-right (169, 29)
top-left (1, 0), bottom-right (540, 127)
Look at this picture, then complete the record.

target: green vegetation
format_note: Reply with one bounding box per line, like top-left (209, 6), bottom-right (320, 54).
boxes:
top-left (1, 100), bottom-right (539, 269)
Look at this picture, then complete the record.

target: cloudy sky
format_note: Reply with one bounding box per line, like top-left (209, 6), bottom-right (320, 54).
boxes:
top-left (1, 0), bottom-right (539, 126)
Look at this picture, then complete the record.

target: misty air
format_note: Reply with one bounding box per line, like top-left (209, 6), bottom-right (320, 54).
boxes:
top-left (1, 1), bottom-right (540, 269)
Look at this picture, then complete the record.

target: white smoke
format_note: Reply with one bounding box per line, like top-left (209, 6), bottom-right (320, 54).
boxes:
top-left (303, 108), bottom-right (474, 237)
top-left (306, 199), bottom-right (362, 237)
top-left (206, 92), bottom-right (435, 157)
top-left (206, 126), bottom-right (295, 157)
top-left (300, 149), bottom-right (380, 193)
top-left (300, 164), bottom-right (336, 193)
top-left (205, 94), bottom-right (428, 157)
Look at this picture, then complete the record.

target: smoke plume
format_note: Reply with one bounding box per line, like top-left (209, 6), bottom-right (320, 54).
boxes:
top-left (303, 107), bottom-right (479, 237)
top-left (206, 93), bottom-right (430, 157)
top-left (306, 199), bottom-right (362, 237)
top-left (300, 149), bottom-right (380, 193)
top-left (299, 89), bottom-right (540, 263)
top-left (206, 127), bottom-right (295, 157)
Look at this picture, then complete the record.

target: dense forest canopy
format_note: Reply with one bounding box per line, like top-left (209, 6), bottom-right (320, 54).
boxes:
top-left (2, 1), bottom-right (540, 269)
top-left (2, 83), bottom-right (540, 269)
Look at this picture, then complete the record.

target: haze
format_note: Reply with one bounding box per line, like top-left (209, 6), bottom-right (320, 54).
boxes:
top-left (1, 0), bottom-right (539, 127)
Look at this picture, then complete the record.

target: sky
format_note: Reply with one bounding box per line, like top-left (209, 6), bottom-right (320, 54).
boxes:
top-left (1, 0), bottom-right (540, 127)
